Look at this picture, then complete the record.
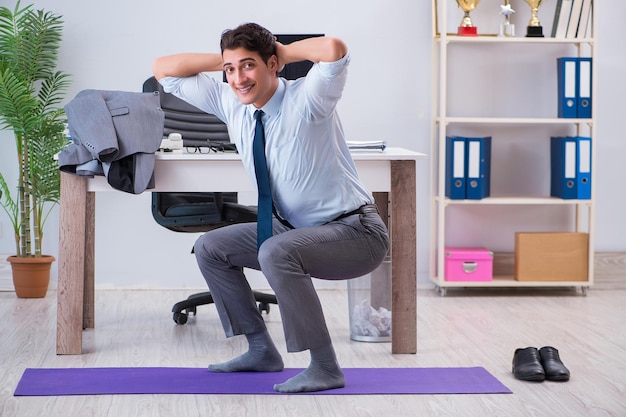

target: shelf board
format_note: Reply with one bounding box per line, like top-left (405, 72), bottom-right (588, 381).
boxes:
top-left (436, 117), bottom-right (592, 125)
top-left (435, 196), bottom-right (592, 205)
top-left (431, 276), bottom-right (590, 288)
top-left (435, 35), bottom-right (594, 45)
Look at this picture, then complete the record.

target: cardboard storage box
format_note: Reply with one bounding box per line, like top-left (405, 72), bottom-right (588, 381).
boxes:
top-left (514, 232), bottom-right (589, 281)
top-left (444, 247), bottom-right (493, 282)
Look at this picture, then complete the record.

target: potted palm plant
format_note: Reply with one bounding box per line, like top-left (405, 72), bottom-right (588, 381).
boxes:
top-left (0, 2), bottom-right (71, 297)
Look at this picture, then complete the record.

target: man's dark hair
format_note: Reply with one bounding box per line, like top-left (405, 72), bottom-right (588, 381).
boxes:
top-left (220, 23), bottom-right (276, 65)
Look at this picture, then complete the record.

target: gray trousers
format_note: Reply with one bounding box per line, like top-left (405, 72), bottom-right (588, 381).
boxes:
top-left (193, 207), bottom-right (390, 352)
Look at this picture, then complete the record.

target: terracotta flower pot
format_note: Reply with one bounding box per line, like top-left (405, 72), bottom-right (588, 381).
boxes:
top-left (8, 255), bottom-right (55, 298)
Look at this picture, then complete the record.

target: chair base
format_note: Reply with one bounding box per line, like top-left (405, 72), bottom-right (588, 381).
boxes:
top-left (172, 291), bottom-right (277, 325)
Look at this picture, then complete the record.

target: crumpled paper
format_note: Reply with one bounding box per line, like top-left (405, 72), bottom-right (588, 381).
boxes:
top-left (351, 299), bottom-right (392, 337)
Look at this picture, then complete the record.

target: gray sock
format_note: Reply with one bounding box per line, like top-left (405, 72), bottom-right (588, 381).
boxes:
top-left (273, 344), bottom-right (345, 393)
top-left (208, 331), bottom-right (284, 373)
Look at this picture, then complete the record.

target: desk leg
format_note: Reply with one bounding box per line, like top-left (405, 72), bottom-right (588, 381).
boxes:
top-left (57, 172), bottom-right (87, 354)
top-left (390, 160), bottom-right (417, 354)
top-left (83, 192), bottom-right (95, 329)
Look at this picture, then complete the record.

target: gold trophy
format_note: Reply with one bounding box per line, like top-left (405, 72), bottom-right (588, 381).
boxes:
top-left (456, 0), bottom-right (481, 36)
top-left (523, 0), bottom-right (546, 37)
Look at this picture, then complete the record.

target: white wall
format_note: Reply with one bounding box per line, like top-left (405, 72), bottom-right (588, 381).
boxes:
top-left (0, 0), bottom-right (623, 290)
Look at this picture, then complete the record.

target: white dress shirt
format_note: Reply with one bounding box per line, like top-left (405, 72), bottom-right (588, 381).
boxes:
top-left (159, 53), bottom-right (373, 228)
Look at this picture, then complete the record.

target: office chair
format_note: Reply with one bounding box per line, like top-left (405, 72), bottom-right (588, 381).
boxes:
top-left (143, 76), bottom-right (277, 325)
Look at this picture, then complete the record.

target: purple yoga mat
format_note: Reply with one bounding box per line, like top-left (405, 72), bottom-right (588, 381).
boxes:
top-left (14, 367), bottom-right (511, 396)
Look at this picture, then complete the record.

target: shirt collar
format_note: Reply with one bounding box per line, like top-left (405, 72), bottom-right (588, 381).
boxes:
top-left (246, 78), bottom-right (285, 120)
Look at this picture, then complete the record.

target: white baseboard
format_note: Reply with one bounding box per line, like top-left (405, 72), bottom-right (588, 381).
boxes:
top-left (1, 252), bottom-right (623, 292)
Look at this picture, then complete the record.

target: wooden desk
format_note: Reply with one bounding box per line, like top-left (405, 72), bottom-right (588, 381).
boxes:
top-left (57, 147), bottom-right (426, 354)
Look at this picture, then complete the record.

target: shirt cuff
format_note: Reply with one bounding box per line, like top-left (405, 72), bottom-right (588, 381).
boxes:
top-left (316, 52), bottom-right (350, 77)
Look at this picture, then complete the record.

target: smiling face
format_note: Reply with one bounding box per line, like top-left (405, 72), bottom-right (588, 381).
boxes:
top-left (222, 47), bottom-right (279, 109)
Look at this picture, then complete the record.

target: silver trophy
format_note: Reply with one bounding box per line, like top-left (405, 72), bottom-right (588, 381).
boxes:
top-left (499, 0), bottom-right (516, 37)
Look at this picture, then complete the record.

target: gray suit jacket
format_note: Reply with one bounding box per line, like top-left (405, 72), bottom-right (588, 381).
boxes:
top-left (58, 89), bottom-right (164, 194)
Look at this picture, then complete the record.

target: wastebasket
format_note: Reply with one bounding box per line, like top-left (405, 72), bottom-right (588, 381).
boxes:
top-left (347, 256), bottom-right (391, 342)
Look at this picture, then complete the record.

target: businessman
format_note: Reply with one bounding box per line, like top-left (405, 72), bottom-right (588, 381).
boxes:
top-left (153, 23), bottom-right (389, 393)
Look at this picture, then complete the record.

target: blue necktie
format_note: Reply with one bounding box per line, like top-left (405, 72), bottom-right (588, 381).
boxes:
top-left (253, 110), bottom-right (272, 250)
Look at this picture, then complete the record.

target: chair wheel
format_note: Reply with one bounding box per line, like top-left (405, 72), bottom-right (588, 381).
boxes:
top-left (173, 312), bottom-right (188, 325)
top-left (258, 302), bottom-right (270, 314)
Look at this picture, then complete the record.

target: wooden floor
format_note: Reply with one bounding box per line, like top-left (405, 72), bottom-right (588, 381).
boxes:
top-left (1, 278), bottom-right (625, 417)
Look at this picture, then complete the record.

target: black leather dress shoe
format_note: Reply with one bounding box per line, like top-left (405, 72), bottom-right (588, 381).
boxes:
top-left (512, 347), bottom-right (545, 381)
top-left (539, 346), bottom-right (570, 381)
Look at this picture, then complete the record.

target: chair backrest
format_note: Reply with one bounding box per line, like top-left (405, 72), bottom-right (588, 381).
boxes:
top-left (142, 76), bottom-right (229, 146)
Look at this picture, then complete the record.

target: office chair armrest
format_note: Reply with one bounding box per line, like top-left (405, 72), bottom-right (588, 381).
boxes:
top-left (222, 202), bottom-right (257, 223)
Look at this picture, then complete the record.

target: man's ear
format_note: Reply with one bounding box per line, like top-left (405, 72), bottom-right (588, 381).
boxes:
top-left (268, 54), bottom-right (280, 75)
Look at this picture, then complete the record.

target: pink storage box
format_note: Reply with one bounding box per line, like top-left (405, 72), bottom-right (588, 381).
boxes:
top-left (444, 247), bottom-right (493, 282)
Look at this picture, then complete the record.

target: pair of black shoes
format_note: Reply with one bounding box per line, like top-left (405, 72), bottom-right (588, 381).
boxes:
top-left (512, 346), bottom-right (570, 382)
